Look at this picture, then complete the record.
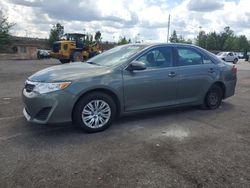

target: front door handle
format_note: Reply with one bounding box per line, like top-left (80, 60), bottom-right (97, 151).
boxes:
top-left (168, 72), bottom-right (176, 78)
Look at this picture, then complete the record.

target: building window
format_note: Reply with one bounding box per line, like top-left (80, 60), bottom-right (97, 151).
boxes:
top-left (12, 46), bottom-right (18, 53)
top-left (20, 46), bottom-right (27, 53)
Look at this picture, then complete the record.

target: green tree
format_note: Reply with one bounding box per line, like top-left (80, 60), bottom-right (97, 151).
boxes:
top-left (194, 26), bottom-right (249, 53)
top-left (236, 36), bottom-right (250, 59)
top-left (196, 30), bottom-right (207, 48)
top-left (236, 35), bottom-right (249, 52)
top-left (223, 36), bottom-right (237, 51)
top-left (118, 36), bottom-right (129, 45)
top-left (170, 30), bottom-right (178, 43)
top-left (223, 26), bottom-right (234, 37)
top-left (0, 10), bottom-right (15, 52)
top-left (186, 39), bottom-right (193, 44)
top-left (94, 31), bottom-right (101, 42)
top-left (48, 23), bottom-right (64, 47)
top-left (206, 32), bottom-right (217, 50)
top-left (218, 26), bottom-right (234, 50)
top-left (179, 36), bottom-right (192, 44)
top-left (85, 33), bottom-right (94, 44)
top-left (170, 30), bottom-right (192, 44)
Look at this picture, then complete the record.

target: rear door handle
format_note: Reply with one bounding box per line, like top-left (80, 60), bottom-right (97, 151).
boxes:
top-left (168, 72), bottom-right (176, 78)
top-left (208, 68), bottom-right (215, 73)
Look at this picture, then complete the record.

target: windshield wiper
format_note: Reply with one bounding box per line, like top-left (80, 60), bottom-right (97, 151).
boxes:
top-left (86, 61), bottom-right (101, 66)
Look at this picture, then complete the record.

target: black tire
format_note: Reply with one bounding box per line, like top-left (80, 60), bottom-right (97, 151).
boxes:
top-left (203, 85), bottom-right (223, 110)
top-left (72, 92), bottom-right (116, 133)
top-left (59, 59), bottom-right (70, 64)
top-left (71, 51), bottom-right (83, 62)
top-left (233, 58), bottom-right (238, 64)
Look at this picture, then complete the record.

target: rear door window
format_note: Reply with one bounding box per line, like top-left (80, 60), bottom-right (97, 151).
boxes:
top-left (177, 48), bottom-right (213, 66)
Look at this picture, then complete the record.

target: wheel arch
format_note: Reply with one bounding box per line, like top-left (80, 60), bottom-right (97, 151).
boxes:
top-left (72, 88), bottom-right (121, 120)
top-left (209, 81), bottom-right (226, 99)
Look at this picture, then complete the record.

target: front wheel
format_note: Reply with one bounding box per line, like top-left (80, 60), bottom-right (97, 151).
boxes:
top-left (203, 85), bottom-right (223, 110)
top-left (73, 92), bottom-right (116, 133)
top-left (71, 51), bottom-right (83, 62)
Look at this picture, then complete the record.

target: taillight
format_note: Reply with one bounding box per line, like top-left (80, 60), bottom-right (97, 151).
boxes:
top-left (232, 65), bottom-right (237, 74)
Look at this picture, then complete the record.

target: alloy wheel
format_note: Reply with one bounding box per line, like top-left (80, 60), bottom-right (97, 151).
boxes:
top-left (208, 92), bottom-right (219, 106)
top-left (81, 100), bottom-right (111, 128)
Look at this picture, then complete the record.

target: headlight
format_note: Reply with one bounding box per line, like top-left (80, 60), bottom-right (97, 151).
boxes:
top-left (30, 81), bottom-right (71, 94)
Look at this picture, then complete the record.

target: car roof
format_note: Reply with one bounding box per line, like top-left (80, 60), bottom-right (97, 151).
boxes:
top-left (124, 43), bottom-right (213, 55)
top-left (126, 43), bottom-right (200, 48)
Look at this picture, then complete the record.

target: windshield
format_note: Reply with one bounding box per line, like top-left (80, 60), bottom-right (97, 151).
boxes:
top-left (61, 34), bottom-right (86, 42)
top-left (86, 45), bottom-right (147, 66)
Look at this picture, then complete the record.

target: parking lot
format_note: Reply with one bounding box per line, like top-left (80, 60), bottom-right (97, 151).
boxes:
top-left (0, 59), bottom-right (250, 187)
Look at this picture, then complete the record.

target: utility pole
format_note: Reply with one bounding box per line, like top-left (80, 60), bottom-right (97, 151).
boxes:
top-left (25, 30), bottom-right (28, 37)
top-left (167, 14), bottom-right (170, 43)
top-left (198, 26), bottom-right (202, 46)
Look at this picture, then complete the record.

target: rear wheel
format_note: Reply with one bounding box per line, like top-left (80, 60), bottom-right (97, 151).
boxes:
top-left (73, 92), bottom-right (116, 133)
top-left (71, 51), bottom-right (83, 62)
top-left (203, 85), bottom-right (223, 110)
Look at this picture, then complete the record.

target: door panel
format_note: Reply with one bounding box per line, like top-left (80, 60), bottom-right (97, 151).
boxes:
top-left (176, 47), bottom-right (219, 104)
top-left (123, 46), bottom-right (179, 111)
top-left (123, 67), bottom-right (179, 111)
top-left (178, 64), bottom-right (218, 104)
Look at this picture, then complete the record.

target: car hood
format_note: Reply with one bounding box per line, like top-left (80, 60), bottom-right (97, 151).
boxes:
top-left (29, 63), bottom-right (109, 82)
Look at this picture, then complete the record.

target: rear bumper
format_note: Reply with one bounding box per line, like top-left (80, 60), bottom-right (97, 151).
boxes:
top-left (224, 79), bottom-right (237, 99)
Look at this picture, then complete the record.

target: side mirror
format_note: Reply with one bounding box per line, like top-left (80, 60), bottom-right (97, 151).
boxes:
top-left (126, 61), bottom-right (146, 71)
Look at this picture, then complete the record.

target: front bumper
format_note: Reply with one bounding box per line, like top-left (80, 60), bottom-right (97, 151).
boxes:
top-left (22, 89), bottom-right (76, 124)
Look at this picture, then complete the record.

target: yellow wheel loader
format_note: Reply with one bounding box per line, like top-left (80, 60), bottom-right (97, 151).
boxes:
top-left (50, 33), bottom-right (101, 64)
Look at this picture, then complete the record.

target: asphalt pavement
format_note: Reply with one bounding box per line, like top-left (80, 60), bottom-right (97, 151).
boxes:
top-left (0, 59), bottom-right (250, 187)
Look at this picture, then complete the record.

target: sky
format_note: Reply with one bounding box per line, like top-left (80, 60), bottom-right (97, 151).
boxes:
top-left (0, 0), bottom-right (249, 42)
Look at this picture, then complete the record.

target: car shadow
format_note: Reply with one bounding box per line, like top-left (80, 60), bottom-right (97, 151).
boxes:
top-left (27, 107), bottom-right (193, 138)
top-left (219, 101), bottom-right (235, 110)
top-left (116, 106), bottom-right (196, 125)
top-left (24, 101), bottom-right (235, 141)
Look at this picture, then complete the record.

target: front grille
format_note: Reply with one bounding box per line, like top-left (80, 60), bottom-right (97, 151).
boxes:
top-left (25, 83), bottom-right (35, 93)
top-left (35, 107), bottom-right (52, 121)
top-left (53, 42), bottom-right (61, 53)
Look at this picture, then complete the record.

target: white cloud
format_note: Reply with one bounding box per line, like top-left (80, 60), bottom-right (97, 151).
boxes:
top-left (187, 0), bottom-right (224, 12)
top-left (1, 0), bottom-right (250, 41)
